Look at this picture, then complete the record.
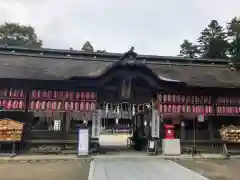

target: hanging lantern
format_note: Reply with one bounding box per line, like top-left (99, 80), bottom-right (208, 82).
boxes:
top-left (172, 94), bottom-right (176, 103)
top-left (158, 104), bottom-right (162, 113)
top-left (12, 100), bottom-right (16, 109)
top-left (13, 89), bottom-right (17, 97)
top-left (168, 105), bottom-right (171, 113)
top-left (46, 101), bottom-right (51, 110)
top-left (53, 90), bottom-right (57, 98)
top-left (64, 101), bottom-right (68, 111)
top-left (91, 92), bottom-right (96, 100)
top-left (91, 102), bottom-right (96, 111)
top-left (85, 102), bottom-right (90, 111)
top-left (76, 92), bottom-right (81, 100)
top-left (30, 101), bottom-right (35, 110)
top-left (86, 92), bottom-right (90, 100)
top-left (79, 102), bottom-right (84, 111)
top-left (52, 101), bottom-right (57, 111)
top-left (7, 100), bottom-right (12, 110)
top-left (74, 102), bottom-right (79, 111)
top-left (4, 89), bottom-right (8, 97)
top-left (58, 91), bottom-right (63, 99)
top-left (69, 92), bottom-right (74, 100)
top-left (36, 90), bottom-right (41, 98)
top-left (36, 101), bottom-right (41, 110)
top-left (80, 92), bottom-right (84, 100)
top-left (163, 94), bottom-right (167, 102)
top-left (9, 88), bottom-right (13, 97)
top-left (163, 105), bottom-right (167, 113)
top-left (57, 102), bottom-right (62, 111)
top-left (41, 101), bottom-right (46, 110)
top-left (69, 101), bottom-right (74, 111)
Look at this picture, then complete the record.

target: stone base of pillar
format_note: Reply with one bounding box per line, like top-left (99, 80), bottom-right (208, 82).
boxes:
top-left (90, 138), bottom-right (100, 154)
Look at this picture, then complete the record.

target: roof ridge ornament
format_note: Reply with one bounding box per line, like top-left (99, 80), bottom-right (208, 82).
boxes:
top-left (119, 47), bottom-right (138, 62)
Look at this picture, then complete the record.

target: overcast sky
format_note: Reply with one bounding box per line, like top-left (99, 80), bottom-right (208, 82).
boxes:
top-left (0, 0), bottom-right (239, 55)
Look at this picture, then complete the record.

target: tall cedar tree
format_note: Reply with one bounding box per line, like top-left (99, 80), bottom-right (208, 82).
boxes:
top-left (226, 17), bottom-right (240, 60)
top-left (197, 20), bottom-right (229, 59)
top-left (179, 39), bottom-right (199, 58)
top-left (0, 22), bottom-right (42, 47)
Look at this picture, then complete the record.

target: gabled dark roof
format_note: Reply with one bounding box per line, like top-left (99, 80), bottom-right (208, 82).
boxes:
top-left (0, 46), bottom-right (239, 88)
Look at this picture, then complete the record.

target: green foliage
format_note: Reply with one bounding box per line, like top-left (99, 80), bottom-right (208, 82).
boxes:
top-left (0, 22), bottom-right (42, 48)
top-left (81, 41), bottom-right (94, 52)
top-left (179, 39), bottom-right (199, 58)
top-left (179, 17), bottom-right (240, 60)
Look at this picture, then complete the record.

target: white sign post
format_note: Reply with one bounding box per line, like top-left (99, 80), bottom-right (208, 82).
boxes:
top-left (77, 128), bottom-right (89, 156)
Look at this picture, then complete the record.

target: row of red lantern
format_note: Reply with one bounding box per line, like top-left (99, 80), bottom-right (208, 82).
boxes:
top-left (217, 97), bottom-right (240, 105)
top-left (217, 106), bottom-right (240, 115)
top-left (29, 101), bottom-right (96, 111)
top-left (0, 100), bottom-right (25, 110)
top-left (30, 90), bottom-right (96, 100)
top-left (0, 89), bottom-right (24, 98)
top-left (158, 104), bottom-right (213, 114)
top-left (158, 94), bottom-right (212, 104)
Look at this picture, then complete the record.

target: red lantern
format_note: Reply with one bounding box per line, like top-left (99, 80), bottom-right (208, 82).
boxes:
top-left (86, 102), bottom-right (90, 111)
top-left (47, 91), bottom-right (52, 99)
top-left (80, 92), bottom-right (84, 100)
top-left (159, 104), bottom-right (162, 113)
top-left (19, 90), bottom-right (24, 98)
top-left (80, 102), bottom-right (84, 111)
top-left (36, 90), bottom-right (41, 98)
top-left (4, 89), bottom-right (8, 97)
top-left (69, 92), bottom-right (74, 100)
top-left (46, 101), bottom-right (51, 110)
top-left (9, 89), bottom-right (13, 97)
top-left (58, 91), bottom-right (63, 99)
top-left (163, 94), bottom-right (167, 102)
top-left (53, 91), bottom-right (57, 98)
top-left (167, 95), bottom-right (171, 102)
top-left (64, 102), bottom-right (69, 111)
top-left (64, 91), bottom-right (69, 99)
top-left (235, 107), bottom-right (239, 114)
top-left (86, 92), bottom-right (90, 100)
top-left (91, 102), bottom-right (96, 111)
top-left (74, 102), bottom-right (79, 111)
top-left (52, 101), bottom-right (57, 111)
top-left (36, 101), bottom-right (41, 110)
top-left (41, 101), bottom-right (46, 110)
top-left (172, 94), bottom-right (176, 103)
top-left (69, 102), bottom-right (74, 111)
top-left (13, 89), bottom-right (17, 97)
top-left (177, 105), bottom-right (181, 113)
top-left (30, 101), bottom-right (35, 110)
top-left (91, 92), bottom-right (96, 100)
top-left (76, 92), bottom-right (81, 100)
top-left (12, 100), bottom-right (16, 109)
top-left (7, 100), bottom-right (12, 109)
top-left (56, 102), bottom-right (61, 110)
top-left (163, 105), bottom-right (167, 113)
top-left (171, 104), bottom-right (175, 113)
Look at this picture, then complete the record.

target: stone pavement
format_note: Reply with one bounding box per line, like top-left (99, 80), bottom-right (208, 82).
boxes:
top-left (89, 158), bottom-right (209, 180)
top-left (0, 153), bottom-right (237, 162)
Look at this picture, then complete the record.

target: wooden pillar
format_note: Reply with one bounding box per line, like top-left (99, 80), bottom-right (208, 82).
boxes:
top-left (65, 113), bottom-right (71, 133)
top-left (208, 117), bottom-right (214, 141)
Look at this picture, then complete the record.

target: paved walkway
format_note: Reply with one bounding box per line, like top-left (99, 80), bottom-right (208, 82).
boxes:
top-left (0, 153), bottom-right (236, 162)
top-left (89, 158), bottom-right (209, 180)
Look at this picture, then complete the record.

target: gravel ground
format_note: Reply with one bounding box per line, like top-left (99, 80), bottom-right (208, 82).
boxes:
top-left (0, 159), bottom-right (90, 180)
top-left (174, 159), bottom-right (240, 180)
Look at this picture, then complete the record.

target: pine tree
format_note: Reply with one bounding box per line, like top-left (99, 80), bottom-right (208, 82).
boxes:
top-left (197, 20), bottom-right (230, 59)
top-left (179, 39), bottom-right (199, 58)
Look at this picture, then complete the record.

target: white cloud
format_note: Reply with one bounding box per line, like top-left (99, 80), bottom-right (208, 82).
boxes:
top-left (0, 0), bottom-right (239, 55)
